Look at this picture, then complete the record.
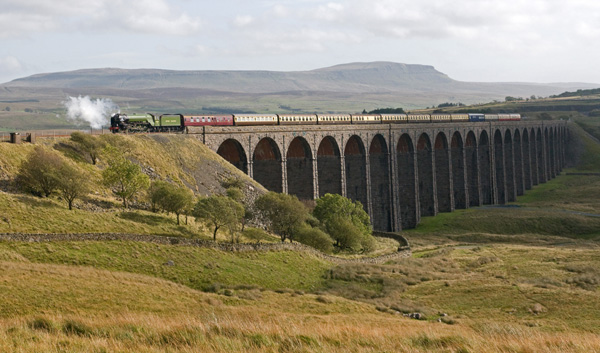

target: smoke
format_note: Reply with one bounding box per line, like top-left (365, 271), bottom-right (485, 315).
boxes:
top-left (63, 96), bottom-right (119, 129)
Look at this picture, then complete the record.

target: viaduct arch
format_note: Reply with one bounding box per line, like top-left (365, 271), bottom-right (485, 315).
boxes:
top-left (203, 121), bottom-right (567, 232)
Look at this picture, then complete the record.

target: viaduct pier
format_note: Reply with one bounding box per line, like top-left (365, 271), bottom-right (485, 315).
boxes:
top-left (191, 120), bottom-right (567, 232)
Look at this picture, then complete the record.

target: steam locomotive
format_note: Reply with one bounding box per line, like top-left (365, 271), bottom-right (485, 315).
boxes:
top-left (109, 112), bottom-right (521, 133)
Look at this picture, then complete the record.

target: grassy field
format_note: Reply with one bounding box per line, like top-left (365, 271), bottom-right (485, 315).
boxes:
top-left (0, 107), bottom-right (599, 351)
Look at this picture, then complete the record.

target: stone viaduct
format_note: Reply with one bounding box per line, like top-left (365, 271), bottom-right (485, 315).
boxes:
top-left (190, 120), bottom-right (567, 232)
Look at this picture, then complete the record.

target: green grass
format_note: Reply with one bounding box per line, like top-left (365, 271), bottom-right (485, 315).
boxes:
top-left (0, 240), bottom-right (330, 293)
top-left (403, 205), bottom-right (600, 240)
top-left (1, 99), bottom-right (600, 351)
top-left (0, 192), bottom-right (204, 236)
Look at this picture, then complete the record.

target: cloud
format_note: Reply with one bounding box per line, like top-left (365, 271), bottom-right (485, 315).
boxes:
top-left (0, 56), bottom-right (24, 72)
top-left (0, 0), bottom-right (202, 38)
top-left (0, 56), bottom-right (29, 83)
top-left (233, 15), bottom-right (255, 28)
top-left (223, 0), bottom-right (600, 57)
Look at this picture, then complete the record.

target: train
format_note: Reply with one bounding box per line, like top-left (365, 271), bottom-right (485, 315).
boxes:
top-left (109, 112), bottom-right (521, 133)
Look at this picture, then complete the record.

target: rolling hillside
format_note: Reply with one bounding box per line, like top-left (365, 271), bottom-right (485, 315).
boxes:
top-left (0, 61), bottom-right (598, 131)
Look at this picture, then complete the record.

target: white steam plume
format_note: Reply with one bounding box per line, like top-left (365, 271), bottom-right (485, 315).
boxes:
top-left (63, 96), bottom-right (119, 129)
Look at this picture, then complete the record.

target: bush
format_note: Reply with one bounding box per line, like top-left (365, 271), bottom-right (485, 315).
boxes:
top-left (242, 227), bottom-right (272, 242)
top-left (295, 224), bottom-right (334, 253)
top-left (15, 146), bottom-right (64, 197)
top-left (29, 317), bottom-right (56, 332)
top-left (327, 217), bottom-right (364, 252)
top-left (70, 131), bottom-right (105, 165)
top-left (254, 192), bottom-right (308, 242)
top-left (62, 320), bottom-right (93, 337)
top-left (221, 177), bottom-right (245, 190)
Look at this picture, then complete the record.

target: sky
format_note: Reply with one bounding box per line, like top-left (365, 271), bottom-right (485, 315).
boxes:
top-left (1, 0), bottom-right (600, 85)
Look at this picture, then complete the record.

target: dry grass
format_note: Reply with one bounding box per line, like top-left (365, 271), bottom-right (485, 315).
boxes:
top-left (2, 259), bottom-right (600, 352)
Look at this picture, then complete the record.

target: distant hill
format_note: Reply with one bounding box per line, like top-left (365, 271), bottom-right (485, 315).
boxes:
top-left (1, 62), bottom-right (599, 131)
top-left (4, 62), bottom-right (597, 95)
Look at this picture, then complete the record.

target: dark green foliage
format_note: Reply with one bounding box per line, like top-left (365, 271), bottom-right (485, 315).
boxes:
top-left (326, 217), bottom-right (364, 252)
top-left (225, 187), bottom-right (243, 202)
top-left (16, 146), bottom-right (64, 197)
top-left (589, 110), bottom-right (600, 117)
top-left (241, 227), bottom-right (272, 242)
top-left (313, 194), bottom-right (371, 236)
top-left (194, 195), bottom-right (244, 241)
top-left (553, 87), bottom-right (600, 98)
top-left (437, 102), bottom-right (465, 108)
top-left (312, 193), bottom-right (373, 252)
top-left (367, 107), bottom-right (405, 114)
top-left (220, 177), bottom-right (245, 190)
top-left (505, 96), bottom-right (522, 102)
top-left (157, 183), bottom-right (194, 225)
top-left (70, 131), bottom-right (105, 165)
top-left (254, 192), bottom-right (308, 242)
top-left (101, 145), bottom-right (150, 208)
top-left (148, 180), bottom-right (170, 212)
top-left (295, 224), bottom-right (334, 253)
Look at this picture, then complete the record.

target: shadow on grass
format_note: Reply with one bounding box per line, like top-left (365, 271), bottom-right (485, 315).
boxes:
top-left (118, 212), bottom-right (200, 238)
top-left (119, 212), bottom-right (170, 226)
top-left (154, 228), bottom-right (199, 238)
top-left (14, 194), bottom-right (62, 209)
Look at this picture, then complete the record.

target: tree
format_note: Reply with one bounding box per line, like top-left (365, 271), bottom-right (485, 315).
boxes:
top-left (56, 162), bottom-right (90, 210)
top-left (70, 131), bottom-right (105, 165)
top-left (161, 184), bottom-right (194, 225)
top-left (225, 186), bottom-right (254, 232)
top-left (313, 193), bottom-right (371, 237)
top-left (254, 192), bottom-right (308, 242)
top-left (101, 146), bottom-right (150, 208)
top-left (312, 193), bottom-right (374, 253)
top-left (148, 180), bottom-right (171, 212)
top-left (194, 195), bottom-right (244, 241)
top-left (15, 146), bottom-right (63, 197)
top-left (327, 216), bottom-right (363, 251)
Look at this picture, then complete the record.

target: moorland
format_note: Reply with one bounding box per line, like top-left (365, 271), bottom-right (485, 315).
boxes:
top-left (0, 88), bottom-right (600, 352)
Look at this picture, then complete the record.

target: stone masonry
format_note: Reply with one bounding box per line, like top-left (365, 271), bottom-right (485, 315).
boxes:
top-left (193, 121), bottom-right (567, 232)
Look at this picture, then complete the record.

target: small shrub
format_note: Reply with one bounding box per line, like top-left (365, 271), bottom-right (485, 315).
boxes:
top-left (241, 227), bottom-right (272, 242)
top-left (469, 256), bottom-right (500, 268)
top-left (29, 317), bottom-right (56, 332)
top-left (236, 289), bottom-right (263, 301)
top-left (295, 224), bottom-right (334, 253)
top-left (316, 295), bottom-right (333, 304)
top-left (62, 319), bottom-right (93, 337)
top-left (566, 274), bottom-right (600, 290)
top-left (220, 177), bottom-right (245, 190)
top-left (411, 334), bottom-right (469, 350)
top-left (205, 282), bottom-right (223, 293)
top-left (440, 316), bottom-right (457, 325)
